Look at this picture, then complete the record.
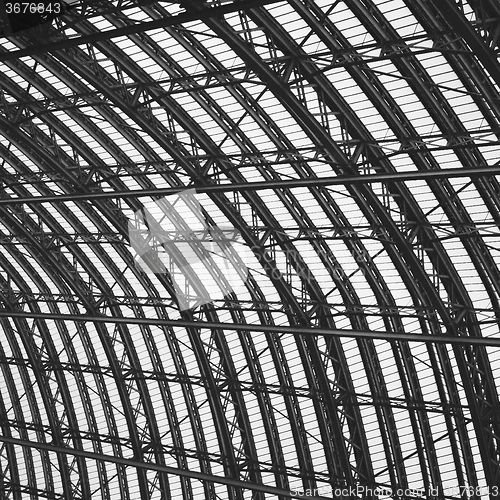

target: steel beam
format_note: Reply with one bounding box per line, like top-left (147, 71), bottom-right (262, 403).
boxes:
top-left (1, 165), bottom-right (500, 205)
top-left (0, 309), bottom-right (499, 346)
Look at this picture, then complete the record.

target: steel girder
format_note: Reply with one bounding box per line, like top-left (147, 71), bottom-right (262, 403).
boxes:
top-left (0, 0), bottom-right (499, 499)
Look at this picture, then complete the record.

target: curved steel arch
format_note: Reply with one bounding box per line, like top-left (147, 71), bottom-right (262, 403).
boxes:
top-left (0, 0), bottom-right (499, 499)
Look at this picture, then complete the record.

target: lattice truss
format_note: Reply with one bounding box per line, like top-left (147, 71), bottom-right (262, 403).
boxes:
top-left (0, 0), bottom-right (500, 498)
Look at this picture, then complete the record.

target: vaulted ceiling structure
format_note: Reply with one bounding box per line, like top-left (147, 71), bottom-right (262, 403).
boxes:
top-left (0, 0), bottom-right (500, 498)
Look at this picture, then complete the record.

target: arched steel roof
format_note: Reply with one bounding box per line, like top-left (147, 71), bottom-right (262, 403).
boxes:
top-left (0, 0), bottom-right (500, 498)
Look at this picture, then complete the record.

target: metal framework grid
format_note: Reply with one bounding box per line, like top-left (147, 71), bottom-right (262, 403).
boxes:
top-left (0, 0), bottom-right (500, 498)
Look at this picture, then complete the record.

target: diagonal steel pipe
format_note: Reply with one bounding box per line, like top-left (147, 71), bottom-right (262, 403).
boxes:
top-left (1, 309), bottom-right (499, 346)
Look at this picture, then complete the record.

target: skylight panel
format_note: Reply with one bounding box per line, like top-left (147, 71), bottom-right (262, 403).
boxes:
top-left (265, 0), bottom-right (294, 17)
top-left (428, 418), bottom-right (454, 485)
top-left (0, 38), bottom-right (17, 51)
top-left (338, 13), bottom-right (373, 48)
top-left (63, 201), bottom-right (98, 232)
top-left (269, 160), bottom-right (305, 180)
top-left (186, 22), bottom-right (242, 69)
top-left (22, 263), bottom-right (58, 297)
top-left (246, 265), bottom-right (282, 304)
top-left (57, 327), bottom-right (88, 368)
top-left (267, 5), bottom-right (308, 36)
top-left (81, 242), bottom-right (118, 283)
top-left (0, 64), bottom-right (20, 84)
top-left (371, 64), bottom-right (437, 138)
top-left (441, 235), bottom-right (488, 300)
top-left (420, 58), bottom-right (487, 133)
top-left (397, 421), bottom-right (425, 490)
top-left (404, 179), bottom-right (445, 217)
top-left (0, 368), bottom-right (16, 422)
top-left (50, 110), bottom-right (85, 135)
top-left (329, 68), bottom-right (393, 141)
top-left (264, 102), bottom-right (296, 129)
top-left (95, 123), bottom-right (142, 162)
top-left (469, 431), bottom-right (487, 490)
top-left (270, 392), bottom-right (300, 465)
top-left (372, 247), bottom-right (410, 298)
top-left (150, 33), bottom-right (198, 72)
top-left (475, 133), bottom-right (500, 158)
top-left (303, 405), bottom-right (329, 474)
top-left (209, 90), bottom-right (245, 119)
top-left (171, 326), bottom-right (201, 376)
top-left (98, 378), bottom-right (131, 442)
top-left (47, 205), bottom-right (77, 233)
top-left (13, 447), bottom-right (29, 490)
top-left (340, 338), bottom-right (367, 385)
top-left (4, 70), bottom-right (33, 93)
top-left (228, 165), bottom-right (266, 183)
top-left (53, 112), bottom-right (115, 163)
top-left (374, 66), bottom-right (412, 101)
top-left (321, 236), bottom-right (368, 286)
top-left (386, 151), bottom-right (414, 171)
top-left (416, 50), bottom-right (461, 89)
top-left (377, 0), bottom-right (425, 38)
top-left (360, 404), bottom-right (389, 479)
top-left (4, 262), bottom-right (40, 296)
top-left (237, 115), bottom-right (273, 146)
top-left (123, 6), bottom-right (153, 22)
top-left (410, 345), bottom-right (439, 398)
top-left (486, 346), bottom-right (500, 395)
top-left (172, 92), bottom-right (221, 132)
top-left (45, 68), bottom-right (84, 95)
top-left (453, 96), bottom-right (486, 131)
top-left (449, 180), bottom-right (492, 220)
top-left (258, 190), bottom-right (294, 223)
top-left (32, 449), bottom-right (52, 493)
top-left (329, 185), bottom-right (365, 220)
top-left (89, 17), bottom-right (114, 31)
top-left (241, 392), bottom-right (274, 467)
top-left (423, 59), bottom-right (470, 94)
